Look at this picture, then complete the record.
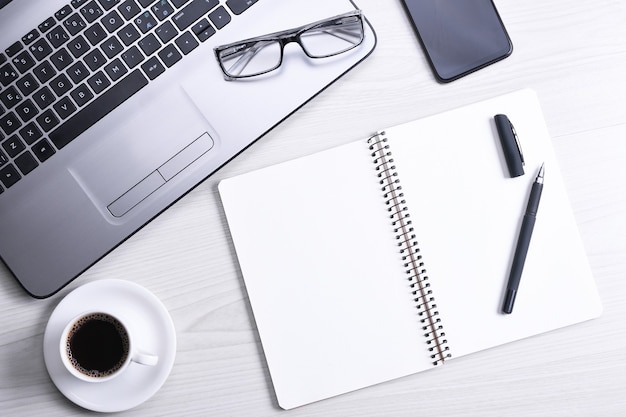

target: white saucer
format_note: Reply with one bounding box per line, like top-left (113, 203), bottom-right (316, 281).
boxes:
top-left (43, 279), bottom-right (176, 413)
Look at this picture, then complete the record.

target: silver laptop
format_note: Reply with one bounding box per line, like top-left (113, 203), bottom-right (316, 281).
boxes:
top-left (0, 0), bottom-right (377, 297)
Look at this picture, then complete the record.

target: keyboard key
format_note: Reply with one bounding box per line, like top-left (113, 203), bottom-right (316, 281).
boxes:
top-left (50, 48), bottom-right (74, 71)
top-left (33, 86), bottom-right (56, 110)
top-left (53, 96), bottom-right (78, 119)
top-left (135, 11), bottom-right (158, 33)
top-left (85, 23), bottom-right (108, 45)
top-left (38, 17), bottom-right (57, 33)
top-left (80, 1), bottom-right (104, 23)
top-left (29, 38), bottom-right (53, 61)
top-left (0, 112), bottom-right (21, 135)
top-left (67, 61), bottom-right (90, 83)
top-left (33, 61), bottom-right (57, 84)
top-left (193, 20), bottom-right (215, 42)
top-left (36, 109), bottom-right (60, 132)
top-left (191, 18), bottom-right (210, 35)
top-left (0, 164), bottom-right (21, 188)
top-left (50, 74), bottom-right (73, 96)
top-left (104, 58), bottom-right (128, 81)
top-left (0, 86), bottom-right (22, 109)
top-left (1, 63), bottom-right (19, 86)
top-left (98, 0), bottom-right (121, 11)
top-left (15, 151), bottom-right (38, 175)
top-left (32, 138), bottom-right (56, 162)
top-left (22, 29), bottom-right (40, 46)
top-left (155, 20), bottom-right (178, 43)
top-left (226, 0), bottom-right (257, 15)
top-left (84, 48), bottom-right (107, 70)
top-left (121, 45), bottom-right (144, 68)
top-left (102, 10), bottom-right (124, 32)
top-left (171, 0), bottom-right (190, 8)
top-left (152, 1), bottom-right (175, 21)
top-left (47, 25), bottom-right (71, 48)
top-left (18, 122), bottom-right (43, 144)
top-left (56, 5), bottom-right (74, 20)
top-left (5, 41), bottom-right (24, 57)
top-left (172, 0), bottom-right (219, 31)
top-left (208, 6), bottom-right (230, 30)
top-left (119, 0), bottom-right (141, 20)
top-left (67, 35), bottom-right (91, 58)
top-left (70, 83), bottom-right (94, 106)
top-left (175, 31), bottom-right (198, 55)
top-left (15, 73), bottom-right (39, 97)
top-left (0, 150), bottom-right (7, 168)
top-left (101, 36), bottom-right (124, 58)
top-left (0, 53), bottom-right (5, 65)
top-left (71, 0), bottom-right (89, 8)
top-left (2, 134), bottom-right (25, 157)
top-left (87, 71), bottom-right (111, 94)
top-left (15, 99), bottom-right (39, 122)
top-left (158, 44), bottom-right (182, 67)
top-left (138, 33), bottom-right (161, 56)
top-left (50, 69), bottom-right (148, 149)
top-left (12, 50), bottom-right (36, 73)
top-left (118, 23), bottom-right (141, 45)
top-left (64, 13), bottom-right (88, 36)
top-left (141, 56), bottom-right (165, 80)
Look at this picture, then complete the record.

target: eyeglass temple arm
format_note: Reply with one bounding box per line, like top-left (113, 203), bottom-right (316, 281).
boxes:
top-left (309, 27), bottom-right (363, 45)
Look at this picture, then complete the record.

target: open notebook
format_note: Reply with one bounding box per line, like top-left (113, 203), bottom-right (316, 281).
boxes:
top-left (218, 90), bottom-right (602, 409)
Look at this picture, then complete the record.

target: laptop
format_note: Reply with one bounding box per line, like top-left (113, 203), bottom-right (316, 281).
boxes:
top-left (0, 0), bottom-right (377, 298)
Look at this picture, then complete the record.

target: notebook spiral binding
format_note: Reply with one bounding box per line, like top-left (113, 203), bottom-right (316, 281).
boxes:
top-left (367, 132), bottom-right (451, 366)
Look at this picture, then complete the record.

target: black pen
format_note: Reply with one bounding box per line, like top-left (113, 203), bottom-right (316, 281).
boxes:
top-left (502, 163), bottom-right (545, 314)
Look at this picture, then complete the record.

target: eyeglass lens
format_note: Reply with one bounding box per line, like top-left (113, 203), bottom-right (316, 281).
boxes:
top-left (300, 15), bottom-right (363, 58)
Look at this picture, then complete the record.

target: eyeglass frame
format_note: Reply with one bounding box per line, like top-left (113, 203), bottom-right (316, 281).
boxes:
top-left (213, 10), bottom-right (365, 81)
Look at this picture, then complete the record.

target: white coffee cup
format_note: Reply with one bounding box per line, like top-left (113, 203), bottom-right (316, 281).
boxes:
top-left (60, 311), bottom-right (158, 383)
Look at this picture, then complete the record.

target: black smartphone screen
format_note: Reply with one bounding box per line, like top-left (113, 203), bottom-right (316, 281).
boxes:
top-left (401, 0), bottom-right (512, 82)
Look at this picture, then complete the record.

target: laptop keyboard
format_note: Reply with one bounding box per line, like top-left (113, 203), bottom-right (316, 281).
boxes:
top-left (0, 0), bottom-right (258, 194)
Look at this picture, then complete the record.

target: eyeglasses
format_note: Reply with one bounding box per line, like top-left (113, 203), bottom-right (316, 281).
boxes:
top-left (214, 10), bottom-right (365, 81)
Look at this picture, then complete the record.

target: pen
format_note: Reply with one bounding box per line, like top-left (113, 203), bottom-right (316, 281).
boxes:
top-left (502, 163), bottom-right (545, 314)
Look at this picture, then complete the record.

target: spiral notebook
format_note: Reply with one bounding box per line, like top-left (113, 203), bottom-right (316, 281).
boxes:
top-left (218, 89), bottom-right (602, 409)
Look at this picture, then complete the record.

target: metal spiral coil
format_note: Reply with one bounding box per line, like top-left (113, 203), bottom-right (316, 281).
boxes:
top-left (367, 132), bottom-right (451, 366)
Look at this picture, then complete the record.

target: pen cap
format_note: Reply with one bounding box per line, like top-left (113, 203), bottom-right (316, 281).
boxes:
top-left (495, 114), bottom-right (524, 177)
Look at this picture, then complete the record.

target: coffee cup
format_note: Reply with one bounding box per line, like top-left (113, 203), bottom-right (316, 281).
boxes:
top-left (60, 311), bottom-right (158, 383)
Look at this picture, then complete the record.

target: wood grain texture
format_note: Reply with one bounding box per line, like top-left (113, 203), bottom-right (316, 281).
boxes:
top-left (2, 0), bottom-right (626, 415)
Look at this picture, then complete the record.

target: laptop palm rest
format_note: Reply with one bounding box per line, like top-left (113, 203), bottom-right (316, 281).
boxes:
top-left (69, 88), bottom-right (216, 220)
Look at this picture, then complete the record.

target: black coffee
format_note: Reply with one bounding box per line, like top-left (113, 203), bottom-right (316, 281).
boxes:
top-left (66, 313), bottom-right (130, 378)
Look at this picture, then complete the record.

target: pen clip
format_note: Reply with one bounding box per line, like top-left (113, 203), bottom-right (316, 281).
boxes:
top-left (508, 119), bottom-right (524, 166)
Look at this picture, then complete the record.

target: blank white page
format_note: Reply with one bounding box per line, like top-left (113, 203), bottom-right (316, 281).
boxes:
top-left (219, 140), bottom-right (435, 409)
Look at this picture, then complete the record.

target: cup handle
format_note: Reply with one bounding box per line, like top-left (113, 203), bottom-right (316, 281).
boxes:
top-left (131, 351), bottom-right (159, 367)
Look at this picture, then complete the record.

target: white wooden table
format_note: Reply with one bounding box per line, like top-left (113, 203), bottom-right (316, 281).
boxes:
top-left (2, 0), bottom-right (626, 415)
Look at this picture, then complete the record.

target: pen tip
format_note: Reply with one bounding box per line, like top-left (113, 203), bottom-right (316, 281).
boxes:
top-left (538, 163), bottom-right (545, 178)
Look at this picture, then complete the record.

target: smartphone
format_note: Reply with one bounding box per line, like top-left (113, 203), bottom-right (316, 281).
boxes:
top-left (400, 0), bottom-right (513, 82)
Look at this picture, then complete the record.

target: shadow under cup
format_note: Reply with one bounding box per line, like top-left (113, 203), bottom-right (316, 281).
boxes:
top-left (62, 312), bottom-right (131, 381)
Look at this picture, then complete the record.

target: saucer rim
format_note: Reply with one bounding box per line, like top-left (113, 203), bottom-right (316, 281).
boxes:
top-left (43, 279), bottom-right (176, 413)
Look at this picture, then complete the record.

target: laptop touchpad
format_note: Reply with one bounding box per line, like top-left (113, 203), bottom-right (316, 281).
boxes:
top-left (69, 88), bottom-right (215, 219)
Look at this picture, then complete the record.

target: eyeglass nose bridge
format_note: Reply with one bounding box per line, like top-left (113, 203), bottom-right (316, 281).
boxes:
top-left (273, 31), bottom-right (309, 56)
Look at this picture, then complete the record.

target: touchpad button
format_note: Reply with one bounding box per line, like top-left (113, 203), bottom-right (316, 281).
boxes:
top-left (107, 133), bottom-right (214, 217)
